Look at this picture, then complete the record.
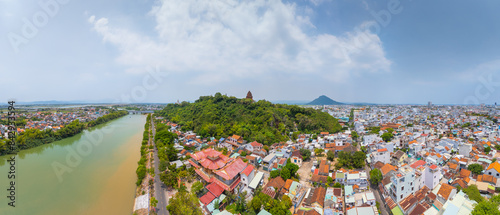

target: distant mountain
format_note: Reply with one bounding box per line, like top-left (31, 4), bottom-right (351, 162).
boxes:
top-left (307, 95), bottom-right (344, 105)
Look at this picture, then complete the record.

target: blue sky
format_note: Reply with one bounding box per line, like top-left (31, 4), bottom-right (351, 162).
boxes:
top-left (1, 0), bottom-right (500, 104)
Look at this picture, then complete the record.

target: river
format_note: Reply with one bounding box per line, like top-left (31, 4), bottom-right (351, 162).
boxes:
top-left (0, 114), bottom-right (146, 215)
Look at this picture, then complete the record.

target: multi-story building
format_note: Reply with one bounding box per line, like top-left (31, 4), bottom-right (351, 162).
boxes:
top-left (371, 148), bottom-right (390, 164)
top-left (425, 164), bottom-right (440, 190)
top-left (390, 166), bottom-right (416, 203)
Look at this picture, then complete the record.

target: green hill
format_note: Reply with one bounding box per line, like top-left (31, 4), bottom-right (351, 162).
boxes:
top-left (158, 93), bottom-right (342, 145)
top-left (307, 95), bottom-right (344, 105)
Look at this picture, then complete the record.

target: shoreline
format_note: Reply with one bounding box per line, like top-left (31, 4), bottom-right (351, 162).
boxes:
top-left (0, 110), bottom-right (129, 156)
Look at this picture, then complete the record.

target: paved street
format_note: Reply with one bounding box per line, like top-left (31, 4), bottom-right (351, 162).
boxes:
top-left (151, 120), bottom-right (169, 215)
top-left (364, 163), bottom-right (390, 215)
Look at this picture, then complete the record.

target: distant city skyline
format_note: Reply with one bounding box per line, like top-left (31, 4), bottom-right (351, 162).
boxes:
top-left (1, 0), bottom-right (500, 105)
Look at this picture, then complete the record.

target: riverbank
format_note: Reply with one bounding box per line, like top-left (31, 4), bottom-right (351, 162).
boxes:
top-left (133, 114), bottom-right (153, 215)
top-left (0, 110), bottom-right (128, 156)
top-left (0, 114), bottom-right (146, 215)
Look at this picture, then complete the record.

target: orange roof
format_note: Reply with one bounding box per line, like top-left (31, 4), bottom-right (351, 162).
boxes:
top-left (377, 148), bottom-right (388, 152)
top-left (437, 183), bottom-right (455, 200)
top-left (486, 162), bottom-right (500, 173)
top-left (459, 169), bottom-right (471, 178)
top-left (380, 164), bottom-right (397, 175)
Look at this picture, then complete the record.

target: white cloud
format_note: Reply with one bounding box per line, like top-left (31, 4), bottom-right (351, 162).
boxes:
top-left (88, 0), bottom-right (391, 84)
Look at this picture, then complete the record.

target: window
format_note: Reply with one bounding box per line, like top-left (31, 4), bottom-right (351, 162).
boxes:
top-left (412, 187), bottom-right (414, 191)
top-left (410, 182), bottom-right (413, 186)
top-left (401, 194), bottom-right (403, 199)
top-left (401, 186), bottom-right (404, 191)
top-left (497, 173), bottom-right (499, 177)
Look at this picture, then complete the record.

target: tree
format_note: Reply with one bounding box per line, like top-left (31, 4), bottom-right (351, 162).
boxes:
top-left (151, 197), bottom-right (158, 208)
top-left (351, 131), bottom-right (359, 140)
top-left (370, 169), bottom-right (382, 185)
top-left (284, 163), bottom-right (299, 178)
top-left (281, 168), bottom-right (291, 180)
top-left (484, 147), bottom-right (491, 155)
top-left (191, 181), bottom-right (204, 194)
top-left (315, 148), bottom-right (324, 156)
top-left (381, 132), bottom-right (394, 142)
top-left (333, 182), bottom-right (342, 188)
top-left (160, 171), bottom-right (178, 189)
top-left (300, 149), bottom-right (311, 161)
top-left (327, 176), bottom-right (333, 185)
top-left (136, 165), bottom-right (147, 185)
top-left (472, 200), bottom-right (500, 215)
top-left (250, 195), bottom-right (262, 212)
top-left (166, 190), bottom-right (203, 215)
top-left (468, 164), bottom-right (484, 175)
top-left (327, 150), bottom-right (335, 161)
top-left (270, 170), bottom-right (281, 178)
top-left (464, 185), bottom-right (484, 203)
top-left (370, 127), bottom-right (380, 134)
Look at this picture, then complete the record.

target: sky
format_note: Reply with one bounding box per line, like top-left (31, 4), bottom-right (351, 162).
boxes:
top-left (1, 0), bottom-right (500, 105)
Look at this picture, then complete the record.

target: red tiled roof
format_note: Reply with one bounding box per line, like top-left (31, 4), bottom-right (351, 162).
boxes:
top-left (200, 192), bottom-right (216, 205)
top-left (193, 148), bottom-right (232, 170)
top-left (241, 165), bottom-right (254, 176)
top-left (188, 159), bottom-right (200, 169)
top-left (206, 182), bottom-right (224, 197)
top-left (250, 141), bottom-right (263, 147)
top-left (378, 148), bottom-right (388, 152)
top-left (195, 169), bottom-right (212, 182)
top-left (410, 160), bottom-right (426, 169)
top-left (429, 164), bottom-right (438, 170)
top-left (214, 158), bottom-right (247, 180)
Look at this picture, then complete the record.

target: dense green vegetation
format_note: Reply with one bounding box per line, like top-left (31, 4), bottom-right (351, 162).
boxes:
top-left (370, 169), bottom-right (382, 185)
top-left (166, 190), bottom-right (203, 215)
top-left (136, 114), bottom-right (151, 186)
top-left (248, 187), bottom-right (293, 215)
top-left (0, 110), bottom-right (128, 155)
top-left (468, 164), bottom-right (484, 175)
top-left (335, 151), bottom-right (366, 169)
top-left (158, 93), bottom-right (342, 145)
top-left (470, 187), bottom-right (500, 215)
top-left (268, 163), bottom-right (299, 180)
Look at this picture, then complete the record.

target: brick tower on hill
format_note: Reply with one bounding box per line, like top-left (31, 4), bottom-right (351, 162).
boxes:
top-left (246, 91), bottom-right (253, 100)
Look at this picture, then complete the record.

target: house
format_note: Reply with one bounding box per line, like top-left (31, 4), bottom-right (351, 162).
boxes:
top-left (390, 165), bottom-right (415, 203)
top-left (477, 174), bottom-right (498, 186)
top-left (425, 165), bottom-right (440, 190)
top-left (248, 141), bottom-right (263, 152)
top-left (345, 206), bottom-right (378, 215)
top-left (190, 148), bottom-right (248, 192)
top-left (371, 148), bottom-right (390, 164)
top-left (262, 153), bottom-right (276, 171)
top-left (391, 150), bottom-right (408, 166)
top-left (436, 183), bottom-right (457, 203)
top-left (240, 165), bottom-right (255, 192)
top-left (291, 150), bottom-right (304, 167)
top-left (399, 193), bottom-right (418, 214)
top-left (459, 169), bottom-right (471, 179)
top-left (485, 162), bottom-right (500, 178)
top-left (318, 160), bottom-right (330, 176)
top-left (310, 173), bottom-right (329, 186)
top-left (262, 176), bottom-right (285, 198)
top-left (380, 163), bottom-right (397, 177)
top-left (353, 191), bottom-right (376, 206)
top-left (305, 186), bottom-right (326, 211)
top-left (324, 187), bottom-right (343, 214)
top-left (346, 171), bottom-right (368, 190)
